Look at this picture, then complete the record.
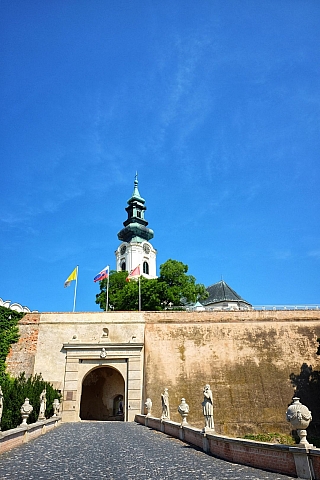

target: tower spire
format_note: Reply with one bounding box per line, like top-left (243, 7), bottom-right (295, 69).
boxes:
top-left (117, 174), bottom-right (153, 243)
top-left (116, 174), bottom-right (157, 279)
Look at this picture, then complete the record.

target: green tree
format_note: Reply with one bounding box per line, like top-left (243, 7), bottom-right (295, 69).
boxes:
top-left (96, 270), bottom-right (128, 310)
top-left (158, 259), bottom-right (208, 307)
top-left (95, 259), bottom-right (208, 311)
top-left (0, 306), bottom-right (22, 381)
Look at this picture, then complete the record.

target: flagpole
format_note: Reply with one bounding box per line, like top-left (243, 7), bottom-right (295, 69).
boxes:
top-left (138, 275), bottom-right (141, 311)
top-left (73, 266), bottom-right (78, 312)
top-left (106, 272), bottom-right (109, 312)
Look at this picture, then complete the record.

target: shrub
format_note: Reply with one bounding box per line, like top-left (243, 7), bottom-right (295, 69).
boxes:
top-left (1, 372), bottom-right (62, 431)
top-left (0, 307), bottom-right (61, 431)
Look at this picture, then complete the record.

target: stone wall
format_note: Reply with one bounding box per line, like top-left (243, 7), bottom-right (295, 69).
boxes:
top-left (6, 313), bottom-right (41, 377)
top-left (143, 310), bottom-right (320, 436)
top-left (6, 310), bottom-right (320, 436)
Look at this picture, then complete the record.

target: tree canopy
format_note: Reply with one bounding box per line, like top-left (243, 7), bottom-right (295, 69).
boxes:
top-left (95, 259), bottom-right (208, 311)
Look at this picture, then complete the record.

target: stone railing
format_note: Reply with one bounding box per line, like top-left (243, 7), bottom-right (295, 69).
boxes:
top-left (253, 304), bottom-right (320, 311)
top-left (0, 416), bottom-right (62, 454)
top-left (167, 304), bottom-right (320, 312)
top-left (135, 414), bottom-right (320, 480)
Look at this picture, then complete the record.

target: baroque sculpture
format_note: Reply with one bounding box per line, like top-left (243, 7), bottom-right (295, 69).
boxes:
top-left (0, 386), bottom-right (3, 431)
top-left (52, 398), bottom-right (61, 417)
top-left (38, 389), bottom-right (47, 421)
top-left (178, 398), bottom-right (189, 425)
top-left (202, 384), bottom-right (214, 432)
top-left (21, 398), bottom-right (33, 425)
top-left (145, 397), bottom-right (152, 416)
top-left (286, 397), bottom-right (312, 446)
top-left (161, 388), bottom-right (170, 420)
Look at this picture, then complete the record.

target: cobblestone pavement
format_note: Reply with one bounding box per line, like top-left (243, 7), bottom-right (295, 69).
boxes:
top-left (0, 422), bottom-right (296, 480)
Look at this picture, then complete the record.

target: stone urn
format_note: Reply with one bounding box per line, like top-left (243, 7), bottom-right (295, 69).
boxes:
top-left (52, 399), bottom-right (61, 417)
top-left (145, 398), bottom-right (152, 417)
top-left (178, 398), bottom-right (189, 425)
top-left (20, 398), bottom-right (33, 426)
top-left (286, 397), bottom-right (312, 446)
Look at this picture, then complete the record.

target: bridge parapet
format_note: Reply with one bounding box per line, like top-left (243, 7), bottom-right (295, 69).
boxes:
top-left (0, 416), bottom-right (62, 455)
top-left (135, 414), bottom-right (320, 480)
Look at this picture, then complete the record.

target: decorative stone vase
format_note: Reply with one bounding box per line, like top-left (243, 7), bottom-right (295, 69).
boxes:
top-left (52, 399), bottom-right (61, 417)
top-left (178, 398), bottom-right (189, 425)
top-left (20, 398), bottom-right (33, 426)
top-left (145, 398), bottom-right (152, 417)
top-left (286, 397), bottom-right (312, 446)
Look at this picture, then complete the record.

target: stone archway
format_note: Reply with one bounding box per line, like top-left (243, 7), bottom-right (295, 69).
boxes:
top-left (80, 366), bottom-right (125, 421)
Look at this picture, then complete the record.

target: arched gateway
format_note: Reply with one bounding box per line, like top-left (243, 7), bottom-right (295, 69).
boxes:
top-left (62, 340), bottom-right (144, 423)
top-left (80, 367), bottom-right (125, 421)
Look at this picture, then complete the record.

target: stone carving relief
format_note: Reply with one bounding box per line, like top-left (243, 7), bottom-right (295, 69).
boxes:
top-left (101, 327), bottom-right (110, 341)
top-left (100, 348), bottom-right (107, 358)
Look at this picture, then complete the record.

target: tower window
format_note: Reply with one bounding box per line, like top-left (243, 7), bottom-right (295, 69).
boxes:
top-left (121, 261), bottom-right (126, 271)
top-left (137, 211), bottom-right (141, 218)
top-left (143, 261), bottom-right (149, 275)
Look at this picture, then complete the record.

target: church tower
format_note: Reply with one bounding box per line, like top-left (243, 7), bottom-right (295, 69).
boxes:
top-left (115, 174), bottom-right (157, 278)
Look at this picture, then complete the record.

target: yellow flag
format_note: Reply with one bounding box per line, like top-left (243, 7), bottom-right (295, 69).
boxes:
top-left (64, 267), bottom-right (77, 288)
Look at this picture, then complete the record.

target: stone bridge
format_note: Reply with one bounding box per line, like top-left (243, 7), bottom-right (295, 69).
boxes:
top-left (0, 422), bottom-right (295, 479)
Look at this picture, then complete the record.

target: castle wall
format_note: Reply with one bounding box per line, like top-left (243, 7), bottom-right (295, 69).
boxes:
top-left (143, 310), bottom-right (320, 436)
top-left (6, 310), bottom-right (320, 436)
top-left (6, 313), bottom-right (41, 377)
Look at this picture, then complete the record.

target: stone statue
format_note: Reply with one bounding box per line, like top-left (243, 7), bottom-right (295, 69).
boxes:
top-left (38, 389), bottom-right (47, 420)
top-left (286, 397), bottom-right (312, 446)
top-left (202, 384), bottom-right (214, 431)
top-left (161, 388), bottom-right (170, 420)
top-left (145, 397), bottom-right (152, 416)
top-left (52, 398), bottom-right (61, 417)
top-left (0, 386), bottom-right (3, 430)
top-left (178, 398), bottom-right (189, 425)
top-left (21, 398), bottom-right (33, 425)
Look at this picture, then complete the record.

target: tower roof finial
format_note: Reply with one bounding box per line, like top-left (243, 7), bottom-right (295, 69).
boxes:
top-left (131, 172), bottom-right (142, 200)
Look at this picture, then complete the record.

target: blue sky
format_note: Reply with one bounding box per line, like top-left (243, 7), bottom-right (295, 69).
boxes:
top-left (1, 1), bottom-right (319, 312)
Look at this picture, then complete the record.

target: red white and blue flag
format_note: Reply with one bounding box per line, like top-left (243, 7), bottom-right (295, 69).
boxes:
top-left (126, 265), bottom-right (140, 282)
top-left (93, 265), bottom-right (109, 283)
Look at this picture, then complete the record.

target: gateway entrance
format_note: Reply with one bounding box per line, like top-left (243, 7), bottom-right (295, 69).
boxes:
top-left (80, 366), bottom-right (125, 421)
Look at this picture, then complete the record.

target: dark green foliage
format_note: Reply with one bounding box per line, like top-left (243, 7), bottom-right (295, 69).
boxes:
top-left (0, 306), bottom-right (22, 378)
top-left (95, 259), bottom-right (208, 311)
top-left (1, 372), bottom-right (62, 431)
top-left (157, 259), bottom-right (208, 307)
top-left (0, 306), bottom-right (61, 431)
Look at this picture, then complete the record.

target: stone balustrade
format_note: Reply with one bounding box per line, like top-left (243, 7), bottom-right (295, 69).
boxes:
top-left (0, 416), bottom-right (62, 454)
top-left (136, 414), bottom-right (320, 480)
